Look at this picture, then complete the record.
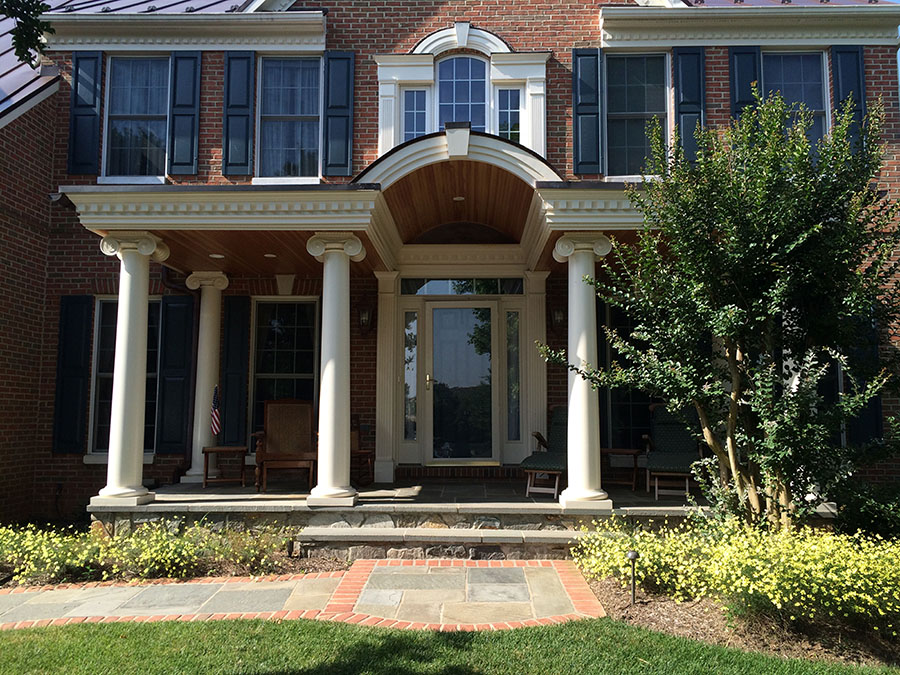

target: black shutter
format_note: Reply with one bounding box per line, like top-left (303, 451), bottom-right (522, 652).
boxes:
top-left (832, 46), bottom-right (867, 145)
top-left (847, 318), bottom-right (883, 446)
top-left (322, 51), bottom-right (355, 177)
top-left (223, 51), bottom-right (255, 176)
top-left (52, 296), bottom-right (94, 453)
top-left (673, 47), bottom-right (706, 161)
top-left (168, 51), bottom-right (201, 175)
top-left (221, 296), bottom-right (250, 445)
top-left (573, 48), bottom-right (602, 175)
top-left (156, 295), bottom-right (195, 454)
top-left (68, 52), bottom-right (102, 175)
top-left (729, 46), bottom-right (761, 119)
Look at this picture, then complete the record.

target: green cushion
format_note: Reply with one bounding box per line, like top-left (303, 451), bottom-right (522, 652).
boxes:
top-left (646, 451), bottom-right (699, 474)
top-left (520, 451), bottom-right (567, 472)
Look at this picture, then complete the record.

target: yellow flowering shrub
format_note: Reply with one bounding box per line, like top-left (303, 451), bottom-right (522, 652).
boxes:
top-left (572, 517), bottom-right (900, 634)
top-left (0, 521), bottom-right (285, 584)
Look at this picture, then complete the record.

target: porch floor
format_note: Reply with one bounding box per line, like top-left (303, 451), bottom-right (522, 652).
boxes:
top-left (136, 479), bottom-right (700, 516)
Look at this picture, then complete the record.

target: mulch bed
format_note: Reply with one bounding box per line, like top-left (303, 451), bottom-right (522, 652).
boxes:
top-left (589, 575), bottom-right (900, 669)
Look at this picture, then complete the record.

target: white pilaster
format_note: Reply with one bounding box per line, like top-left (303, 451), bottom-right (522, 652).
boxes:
top-left (374, 271), bottom-right (399, 483)
top-left (524, 271), bottom-right (549, 456)
top-left (182, 271), bottom-right (229, 483)
top-left (378, 80), bottom-right (398, 155)
top-left (91, 232), bottom-right (169, 507)
top-left (526, 77), bottom-right (546, 157)
top-left (553, 233), bottom-right (613, 508)
top-left (307, 233), bottom-right (366, 506)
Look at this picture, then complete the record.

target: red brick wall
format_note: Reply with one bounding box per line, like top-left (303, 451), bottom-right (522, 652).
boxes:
top-left (8, 12), bottom-right (898, 522)
top-left (0, 97), bottom-right (56, 522)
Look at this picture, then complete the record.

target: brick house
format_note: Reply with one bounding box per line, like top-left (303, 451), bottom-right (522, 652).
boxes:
top-left (0, 0), bottom-right (898, 521)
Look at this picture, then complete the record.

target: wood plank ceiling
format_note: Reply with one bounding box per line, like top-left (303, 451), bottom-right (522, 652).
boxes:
top-left (383, 160), bottom-right (535, 244)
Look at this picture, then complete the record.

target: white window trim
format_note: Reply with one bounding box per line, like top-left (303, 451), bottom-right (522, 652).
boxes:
top-left (603, 51), bottom-right (673, 181)
top-left (85, 295), bottom-right (162, 462)
top-left (375, 51), bottom-right (548, 157)
top-left (760, 49), bottom-right (831, 135)
top-left (252, 55), bottom-right (325, 185)
top-left (100, 54), bottom-right (171, 184)
top-left (247, 296), bottom-right (321, 453)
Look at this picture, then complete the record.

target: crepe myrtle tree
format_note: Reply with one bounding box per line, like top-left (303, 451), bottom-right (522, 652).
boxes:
top-left (543, 92), bottom-right (900, 529)
top-left (1, 0), bottom-right (53, 66)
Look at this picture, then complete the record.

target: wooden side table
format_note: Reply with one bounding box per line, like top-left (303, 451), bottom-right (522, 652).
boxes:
top-left (202, 446), bottom-right (248, 488)
top-left (600, 448), bottom-right (644, 492)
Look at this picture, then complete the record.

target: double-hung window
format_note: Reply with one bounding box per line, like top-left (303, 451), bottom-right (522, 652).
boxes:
top-left (90, 300), bottom-right (161, 453)
top-left (105, 57), bottom-right (169, 177)
top-left (258, 58), bottom-right (321, 178)
top-left (605, 54), bottom-right (668, 177)
top-left (403, 89), bottom-right (428, 142)
top-left (761, 53), bottom-right (826, 145)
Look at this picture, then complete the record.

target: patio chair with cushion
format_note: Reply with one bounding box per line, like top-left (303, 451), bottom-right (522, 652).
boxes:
top-left (251, 399), bottom-right (317, 492)
top-left (520, 405), bottom-right (568, 499)
top-left (644, 404), bottom-right (703, 499)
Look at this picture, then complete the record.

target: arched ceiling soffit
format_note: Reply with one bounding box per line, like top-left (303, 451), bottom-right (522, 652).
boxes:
top-left (380, 159), bottom-right (537, 245)
top-left (354, 131), bottom-right (562, 191)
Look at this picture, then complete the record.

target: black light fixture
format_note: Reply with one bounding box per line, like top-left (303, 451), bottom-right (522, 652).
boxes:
top-left (626, 550), bottom-right (640, 605)
top-left (358, 305), bottom-right (375, 335)
top-left (551, 307), bottom-right (566, 334)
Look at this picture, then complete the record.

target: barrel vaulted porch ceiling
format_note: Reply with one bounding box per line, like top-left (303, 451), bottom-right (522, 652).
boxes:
top-left (58, 130), bottom-right (645, 278)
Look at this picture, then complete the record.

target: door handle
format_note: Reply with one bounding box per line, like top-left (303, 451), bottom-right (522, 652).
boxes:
top-left (426, 373), bottom-right (435, 390)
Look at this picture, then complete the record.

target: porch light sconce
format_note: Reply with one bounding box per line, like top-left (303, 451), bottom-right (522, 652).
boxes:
top-left (551, 306), bottom-right (566, 334)
top-left (358, 306), bottom-right (375, 335)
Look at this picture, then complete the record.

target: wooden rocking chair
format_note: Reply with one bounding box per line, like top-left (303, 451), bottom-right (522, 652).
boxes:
top-left (251, 399), bottom-right (316, 492)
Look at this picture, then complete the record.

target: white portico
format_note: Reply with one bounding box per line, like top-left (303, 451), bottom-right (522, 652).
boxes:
top-left (62, 134), bottom-right (643, 510)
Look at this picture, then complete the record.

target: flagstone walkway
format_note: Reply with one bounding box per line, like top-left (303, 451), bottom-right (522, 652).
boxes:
top-left (0, 560), bottom-right (605, 632)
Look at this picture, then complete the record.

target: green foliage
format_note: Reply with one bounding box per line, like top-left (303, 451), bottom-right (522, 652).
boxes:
top-left (0, 0), bottom-right (54, 66)
top-left (832, 480), bottom-right (900, 539)
top-left (543, 91), bottom-right (900, 528)
top-left (573, 517), bottom-right (900, 635)
top-left (0, 521), bottom-right (285, 585)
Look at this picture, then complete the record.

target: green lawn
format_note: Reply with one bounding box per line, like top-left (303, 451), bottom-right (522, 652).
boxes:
top-left (0, 618), bottom-right (896, 675)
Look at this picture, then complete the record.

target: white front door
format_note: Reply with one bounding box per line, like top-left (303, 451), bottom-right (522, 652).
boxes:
top-left (423, 301), bottom-right (500, 464)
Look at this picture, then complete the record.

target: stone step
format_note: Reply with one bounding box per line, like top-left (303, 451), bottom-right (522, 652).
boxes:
top-left (295, 527), bottom-right (586, 561)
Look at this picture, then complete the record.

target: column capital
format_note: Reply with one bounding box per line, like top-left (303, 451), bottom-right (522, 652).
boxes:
top-left (100, 231), bottom-right (170, 263)
top-left (306, 232), bottom-right (366, 263)
top-left (552, 232), bottom-right (611, 263)
top-left (186, 271), bottom-right (229, 291)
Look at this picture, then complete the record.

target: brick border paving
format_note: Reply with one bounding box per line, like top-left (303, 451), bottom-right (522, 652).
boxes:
top-left (0, 560), bottom-right (604, 632)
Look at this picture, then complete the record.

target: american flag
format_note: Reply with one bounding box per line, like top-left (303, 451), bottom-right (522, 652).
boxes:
top-left (210, 385), bottom-right (221, 437)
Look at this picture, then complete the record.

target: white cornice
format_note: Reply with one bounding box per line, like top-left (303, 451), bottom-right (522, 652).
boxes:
top-left (59, 187), bottom-right (378, 230)
top-left (599, 7), bottom-right (900, 48)
top-left (538, 188), bottom-right (644, 231)
top-left (43, 12), bottom-right (326, 52)
top-left (412, 23), bottom-right (512, 56)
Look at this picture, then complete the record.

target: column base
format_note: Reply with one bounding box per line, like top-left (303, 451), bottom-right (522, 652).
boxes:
top-left (373, 460), bottom-right (394, 484)
top-left (307, 485), bottom-right (358, 507)
top-left (90, 492), bottom-right (155, 507)
top-left (559, 486), bottom-right (612, 511)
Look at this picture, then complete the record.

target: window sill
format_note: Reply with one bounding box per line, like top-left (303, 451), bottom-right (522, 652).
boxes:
top-left (98, 176), bottom-right (167, 185)
top-left (84, 453), bottom-right (156, 465)
top-left (251, 176), bottom-right (320, 186)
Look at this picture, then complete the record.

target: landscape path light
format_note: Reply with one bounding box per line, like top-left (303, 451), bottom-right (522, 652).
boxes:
top-left (625, 550), bottom-right (640, 605)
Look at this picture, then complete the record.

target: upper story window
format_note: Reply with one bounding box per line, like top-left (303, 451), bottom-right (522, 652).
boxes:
top-left (498, 89), bottom-right (521, 143)
top-left (762, 52), bottom-right (826, 145)
top-left (437, 56), bottom-right (487, 132)
top-left (105, 57), bottom-right (169, 177)
top-left (258, 58), bottom-right (321, 178)
top-left (403, 89), bottom-right (428, 142)
top-left (605, 54), bottom-right (668, 177)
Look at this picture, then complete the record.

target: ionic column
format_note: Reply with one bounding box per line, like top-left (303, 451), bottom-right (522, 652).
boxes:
top-left (91, 232), bottom-right (169, 506)
top-left (553, 233), bottom-right (613, 508)
top-left (182, 271), bottom-right (229, 483)
top-left (306, 233), bottom-right (366, 506)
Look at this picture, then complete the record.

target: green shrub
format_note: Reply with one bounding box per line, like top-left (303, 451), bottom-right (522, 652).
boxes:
top-left (832, 479), bottom-right (900, 539)
top-left (0, 521), bottom-right (286, 585)
top-left (572, 517), bottom-right (900, 635)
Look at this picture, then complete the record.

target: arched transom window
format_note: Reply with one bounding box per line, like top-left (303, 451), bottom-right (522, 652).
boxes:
top-left (437, 57), bottom-right (487, 132)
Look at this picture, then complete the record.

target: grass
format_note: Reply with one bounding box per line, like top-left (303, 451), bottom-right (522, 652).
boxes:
top-left (0, 618), bottom-right (897, 675)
